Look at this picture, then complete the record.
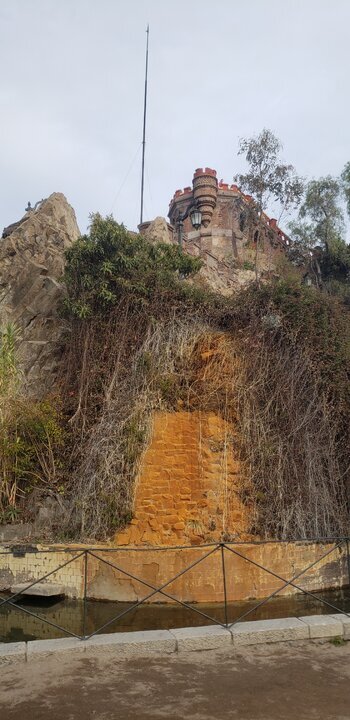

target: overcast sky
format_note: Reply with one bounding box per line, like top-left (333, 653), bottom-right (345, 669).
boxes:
top-left (1, 0), bottom-right (349, 234)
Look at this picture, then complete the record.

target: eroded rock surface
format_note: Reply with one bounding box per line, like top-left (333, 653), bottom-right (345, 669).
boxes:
top-left (141, 216), bottom-right (173, 245)
top-left (0, 193), bottom-right (80, 397)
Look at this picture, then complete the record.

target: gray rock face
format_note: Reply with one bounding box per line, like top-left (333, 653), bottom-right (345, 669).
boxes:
top-left (0, 193), bottom-right (80, 397)
top-left (142, 216), bottom-right (173, 245)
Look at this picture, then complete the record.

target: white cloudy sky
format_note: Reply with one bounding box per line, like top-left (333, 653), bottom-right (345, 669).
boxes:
top-left (1, 0), bottom-right (349, 234)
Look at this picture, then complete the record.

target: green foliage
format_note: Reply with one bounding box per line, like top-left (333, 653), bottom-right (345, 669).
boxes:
top-left (288, 219), bottom-right (316, 258)
top-left (63, 214), bottom-right (203, 318)
top-left (234, 128), bottom-right (303, 282)
top-left (0, 323), bottom-right (64, 518)
top-left (289, 175), bottom-right (350, 286)
top-left (234, 128), bottom-right (304, 213)
top-left (242, 260), bottom-right (255, 271)
top-left (0, 397), bottom-right (64, 516)
top-left (329, 636), bottom-right (346, 646)
top-left (233, 279), bottom-right (350, 418)
top-left (298, 176), bottom-right (345, 251)
top-left (0, 323), bottom-right (21, 395)
top-left (341, 161), bottom-right (350, 217)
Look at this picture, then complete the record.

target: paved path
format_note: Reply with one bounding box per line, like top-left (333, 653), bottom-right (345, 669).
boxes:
top-left (1, 640), bottom-right (350, 719)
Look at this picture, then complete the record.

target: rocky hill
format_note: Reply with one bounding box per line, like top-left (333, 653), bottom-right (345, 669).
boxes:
top-left (0, 194), bottom-right (80, 397)
top-left (0, 198), bottom-right (349, 547)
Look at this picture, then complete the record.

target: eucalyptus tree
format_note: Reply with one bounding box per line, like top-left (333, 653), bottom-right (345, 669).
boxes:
top-left (289, 175), bottom-right (350, 285)
top-left (341, 161), bottom-right (350, 218)
top-left (234, 128), bottom-right (304, 281)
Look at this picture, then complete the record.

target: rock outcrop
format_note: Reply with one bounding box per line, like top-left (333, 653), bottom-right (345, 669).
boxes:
top-left (141, 216), bottom-right (173, 245)
top-left (0, 193), bottom-right (80, 397)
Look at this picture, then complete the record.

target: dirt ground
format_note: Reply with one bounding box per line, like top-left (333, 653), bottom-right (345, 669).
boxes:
top-left (1, 640), bottom-right (350, 720)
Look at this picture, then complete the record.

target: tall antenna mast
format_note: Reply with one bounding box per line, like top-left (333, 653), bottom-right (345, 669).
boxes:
top-left (140, 24), bottom-right (149, 225)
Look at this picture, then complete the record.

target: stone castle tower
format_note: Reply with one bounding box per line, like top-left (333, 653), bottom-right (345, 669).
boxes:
top-left (141, 168), bottom-right (289, 293)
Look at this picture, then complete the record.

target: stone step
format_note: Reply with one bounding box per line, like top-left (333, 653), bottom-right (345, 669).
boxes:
top-left (11, 583), bottom-right (65, 598)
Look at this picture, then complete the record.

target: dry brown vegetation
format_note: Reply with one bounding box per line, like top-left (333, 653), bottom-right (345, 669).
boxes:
top-left (60, 291), bottom-right (349, 541)
top-left (36, 216), bottom-right (350, 542)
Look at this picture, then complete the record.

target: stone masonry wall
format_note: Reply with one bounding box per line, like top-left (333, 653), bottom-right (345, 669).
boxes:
top-left (0, 542), bottom-right (347, 604)
top-left (115, 411), bottom-right (251, 547)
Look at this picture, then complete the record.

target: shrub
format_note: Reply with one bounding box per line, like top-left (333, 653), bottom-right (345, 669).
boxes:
top-left (0, 324), bottom-right (64, 518)
top-left (63, 214), bottom-right (203, 318)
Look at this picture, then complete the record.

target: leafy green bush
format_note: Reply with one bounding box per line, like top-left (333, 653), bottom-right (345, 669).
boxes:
top-left (63, 214), bottom-right (203, 318)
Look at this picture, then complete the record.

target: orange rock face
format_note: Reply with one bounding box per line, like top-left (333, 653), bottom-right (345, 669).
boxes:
top-left (115, 410), bottom-right (252, 546)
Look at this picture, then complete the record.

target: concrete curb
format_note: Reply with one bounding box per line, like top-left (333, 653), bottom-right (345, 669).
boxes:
top-left (1, 614), bottom-right (349, 662)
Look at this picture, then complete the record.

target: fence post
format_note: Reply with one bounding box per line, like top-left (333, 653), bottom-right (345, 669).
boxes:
top-left (346, 539), bottom-right (350, 587)
top-left (220, 543), bottom-right (228, 628)
top-left (83, 550), bottom-right (88, 639)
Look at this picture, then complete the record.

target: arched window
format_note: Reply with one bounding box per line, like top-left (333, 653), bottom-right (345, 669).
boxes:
top-left (253, 229), bottom-right (259, 243)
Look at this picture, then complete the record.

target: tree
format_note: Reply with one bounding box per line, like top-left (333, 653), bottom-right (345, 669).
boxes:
top-left (298, 177), bottom-right (344, 252)
top-left (341, 161), bottom-right (350, 218)
top-left (289, 176), bottom-right (350, 287)
top-left (234, 129), bottom-right (304, 281)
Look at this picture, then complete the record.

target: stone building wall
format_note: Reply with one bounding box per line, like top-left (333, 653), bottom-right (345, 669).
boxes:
top-left (171, 169), bottom-right (288, 289)
top-left (141, 168), bottom-right (289, 295)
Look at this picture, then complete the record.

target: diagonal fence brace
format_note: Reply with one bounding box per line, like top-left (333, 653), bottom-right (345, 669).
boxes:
top-left (86, 545), bottom-right (224, 637)
top-left (223, 541), bottom-right (350, 627)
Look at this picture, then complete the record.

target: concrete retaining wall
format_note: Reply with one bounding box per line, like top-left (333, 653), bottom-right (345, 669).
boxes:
top-left (0, 541), bottom-right (348, 603)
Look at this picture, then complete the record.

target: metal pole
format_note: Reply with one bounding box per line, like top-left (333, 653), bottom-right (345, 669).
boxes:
top-left (140, 24), bottom-right (149, 225)
top-left (346, 539), bottom-right (350, 586)
top-left (178, 218), bottom-right (183, 247)
top-left (83, 550), bottom-right (88, 638)
top-left (221, 544), bottom-right (228, 628)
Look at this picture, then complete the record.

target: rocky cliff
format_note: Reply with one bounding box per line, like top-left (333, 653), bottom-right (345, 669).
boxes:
top-left (0, 193), bottom-right (80, 397)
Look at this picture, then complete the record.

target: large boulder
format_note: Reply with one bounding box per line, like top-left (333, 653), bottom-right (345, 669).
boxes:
top-left (142, 216), bottom-right (174, 244)
top-left (0, 193), bottom-right (80, 397)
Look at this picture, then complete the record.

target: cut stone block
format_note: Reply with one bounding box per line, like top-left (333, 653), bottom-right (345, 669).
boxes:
top-left (231, 617), bottom-right (309, 646)
top-left (298, 614), bottom-right (344, 639)
top-left (27, 637), bottom-right (85, 658)
top-left (169, 625), bottom-right (232, 651)
top-left (0, 642), bottom-right (26, 663)
top-left (84, 629), bottom-right (176, 657)
top-left (331, 614), bottom-right (350, 639)
top-left (11, 583), bottom-right (65, 598)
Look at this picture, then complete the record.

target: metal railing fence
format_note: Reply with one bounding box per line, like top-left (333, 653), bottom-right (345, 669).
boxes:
top-left (0, 538), bottom-right (349, 641)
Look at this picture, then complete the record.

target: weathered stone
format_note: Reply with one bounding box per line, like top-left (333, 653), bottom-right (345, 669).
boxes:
top-left (115, 406), bottom-right (251, 547)
top-left (298, 614), bottom-right (344, 639)
top-left (0, 193), bottom-right (80, 397)
top-left (84, 630), bottom-right (176, 657)
top-left (11, 583), bottom-right (65, 597)
top-left (0, 524), bottom-right (33, 543)
top-left (231, 617), bottom-right (309, 646)
top-left (170, 625), bottom-right (232, 651)
top-left (0, 642), bottom-right (26, 664)
top-left (141, 217), bottom-right (173, 245)
top-left (27, 637), bottom-right (85, 658)
top-left (332, 614), bottom-right (350, 638)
